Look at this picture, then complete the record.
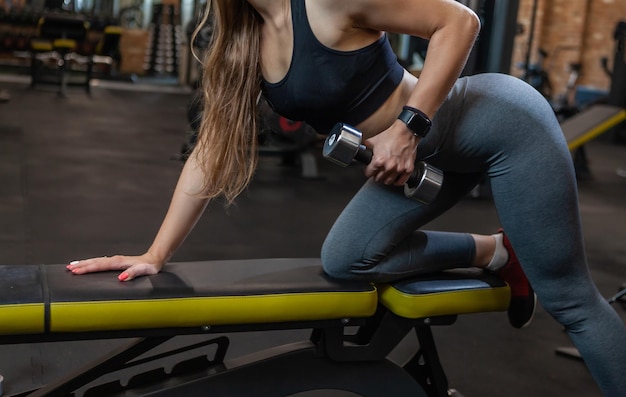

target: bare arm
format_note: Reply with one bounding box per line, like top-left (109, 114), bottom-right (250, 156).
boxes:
top-left (68, 148), bottom-right (210, 281)
top-left (146, 149), bottom-right (210, 265)
top-left (333, 0), bottom-right (481, 185)
top-left (342, 0), bottom-right (480, 117)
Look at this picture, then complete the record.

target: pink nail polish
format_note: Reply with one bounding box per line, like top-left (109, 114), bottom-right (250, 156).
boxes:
top-left (118, 273), bottom-right (129, 281)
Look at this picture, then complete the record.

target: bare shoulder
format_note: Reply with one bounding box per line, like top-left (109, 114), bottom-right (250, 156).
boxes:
top-left (307, 0), bottom-right (377, 23)
top-left (304, 0), bottom-right (378, 49)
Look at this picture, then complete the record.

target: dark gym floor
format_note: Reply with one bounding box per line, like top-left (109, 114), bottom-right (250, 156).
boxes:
top-left (0, 78), bottom-right (625, 397)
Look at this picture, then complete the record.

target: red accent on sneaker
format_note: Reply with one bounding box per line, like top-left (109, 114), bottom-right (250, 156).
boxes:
top-left (498, 230), bottom-right (530, 296)
top-left (498, 229), bottom-right (536, 329)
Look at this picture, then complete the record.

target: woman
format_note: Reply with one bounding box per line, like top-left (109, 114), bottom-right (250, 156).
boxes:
top-left (68, 0), bottom-right (626, 394)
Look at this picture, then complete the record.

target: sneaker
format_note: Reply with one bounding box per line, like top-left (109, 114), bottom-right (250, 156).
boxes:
top-left (498, 230), bottom-right (537, 328)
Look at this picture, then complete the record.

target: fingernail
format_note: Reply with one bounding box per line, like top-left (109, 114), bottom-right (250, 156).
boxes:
top-left (70, 260), bottom-right (79, 265)
top-left (118, 273), bottom-right (129, 281)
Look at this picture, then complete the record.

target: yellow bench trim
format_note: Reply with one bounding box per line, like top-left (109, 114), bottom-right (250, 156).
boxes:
top-left (31, 39), bottom-right (54, 51)
top-left (378, 284), bottom-right (510, 319)
top-left (0, 304), bottom-right (45, 334)
top-left (104, 25), bottom-right (123, 35)
top-left (50, 291), bottom-right (378, 333)
top-left (52, 39), bottom-right (77, 50)
top-left (568, 109), bottom-right (626, 150)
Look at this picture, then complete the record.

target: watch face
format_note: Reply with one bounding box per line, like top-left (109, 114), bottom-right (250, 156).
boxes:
top-left (409, 114), bottom-right (430, 134)
top-left (400, 109), bottom-right (431, 137)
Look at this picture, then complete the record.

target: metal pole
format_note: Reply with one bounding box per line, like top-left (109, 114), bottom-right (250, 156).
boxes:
top-left (523, 0), bottom-right (539, 81)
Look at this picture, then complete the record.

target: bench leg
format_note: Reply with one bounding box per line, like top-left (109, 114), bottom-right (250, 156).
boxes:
top-left (30, 52), bottom-right (40, 89)
top-left (57, 55), bottom-right (69, 98)
top-left (404, 324), bottom-right (451, 397)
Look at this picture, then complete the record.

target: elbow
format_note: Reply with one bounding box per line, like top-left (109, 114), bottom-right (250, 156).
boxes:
top-left (434, 5), bottom-right (481, 47)
top-left (462, 7), bottom-right (481, 43)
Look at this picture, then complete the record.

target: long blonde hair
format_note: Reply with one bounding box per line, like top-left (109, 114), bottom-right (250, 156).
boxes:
top-left (192, 0), bottom-right (263, 205)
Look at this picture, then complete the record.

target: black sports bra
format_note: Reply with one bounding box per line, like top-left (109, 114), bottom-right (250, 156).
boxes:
top-left (261, 0), bottom-right (405, 134)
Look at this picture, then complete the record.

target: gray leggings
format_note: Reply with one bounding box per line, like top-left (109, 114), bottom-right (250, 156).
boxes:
top-left (321, 73), bottom-right (626, 396)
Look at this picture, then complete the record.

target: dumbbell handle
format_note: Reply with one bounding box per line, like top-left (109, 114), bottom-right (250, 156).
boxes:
top-left (339, 141), bottom-right (428, 192)
top-left (354, 144), bottom-right (373, 164)
top-left (323, 123), bottom-right (444, 204)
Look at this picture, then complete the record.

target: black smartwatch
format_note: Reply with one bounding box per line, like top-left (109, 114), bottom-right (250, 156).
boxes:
top-left (398, 106), bottom-right (432, 138)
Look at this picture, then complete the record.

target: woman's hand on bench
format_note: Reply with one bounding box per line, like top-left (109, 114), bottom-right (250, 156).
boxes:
top-left (67, 252), bottom-right (163, 281)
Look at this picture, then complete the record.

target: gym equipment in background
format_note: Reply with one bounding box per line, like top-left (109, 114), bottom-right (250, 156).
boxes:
top-left (180, 94), bottom-right (320, 179)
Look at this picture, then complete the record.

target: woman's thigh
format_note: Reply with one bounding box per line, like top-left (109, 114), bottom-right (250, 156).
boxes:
top-left (321, 171), bottom-right (482, 281)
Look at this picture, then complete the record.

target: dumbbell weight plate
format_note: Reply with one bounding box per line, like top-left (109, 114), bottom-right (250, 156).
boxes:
top-left (404, 162), bottom-right (444, 204)
top-left (322, 123), bottom-right (366, 167)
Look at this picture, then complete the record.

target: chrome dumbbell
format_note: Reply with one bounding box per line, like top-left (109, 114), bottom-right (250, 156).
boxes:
top-left (323, 123), bottom-right (444, 204)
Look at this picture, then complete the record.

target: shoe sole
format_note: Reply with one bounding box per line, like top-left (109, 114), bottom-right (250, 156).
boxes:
top-left (513, 292), bottom-right (537, 329)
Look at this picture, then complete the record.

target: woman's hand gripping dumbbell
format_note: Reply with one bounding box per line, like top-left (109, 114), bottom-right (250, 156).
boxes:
top-left (322, 123), bottom-right (444, 204)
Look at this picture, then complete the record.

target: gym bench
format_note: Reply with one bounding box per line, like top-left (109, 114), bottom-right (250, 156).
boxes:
top-left (559, 104), bottom-right (626, 179)
top-left (29, 13), bottom-right (90, 96)
top-left (29, 14), bottom-right (122, 96)
top-left (0, 259), bottom-right (510, 397)
top-left (561, 104), bottom-right (626, 151)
